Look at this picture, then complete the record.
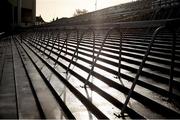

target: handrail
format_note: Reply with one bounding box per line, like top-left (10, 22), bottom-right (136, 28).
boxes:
top-left (84, 28), bottom-right (123, 87)
top-left (48, 31), bottom-right (61, 57)
top-left (19, 19), bottom-right (179, 117)
top-left (169, 27), bottom-right (176, 99)
top-left (40, 30), bottom-right (48, 50)
top-left (66, 28), bottom-right (80, 73)
top-left (66, 27), bottom-right (96, 74)
top-left (152, 0), bottom-right (180, 8)
top-left (54, 29), bottom-right (69, 65)
top-left (120, 25), bottom-right (165, 115)
top-left (44, 30), bottom-right (51, 53)
top-left (120, 25), bottom-right (177, 115)
top-left (39, 18), bottom-right (180, 30)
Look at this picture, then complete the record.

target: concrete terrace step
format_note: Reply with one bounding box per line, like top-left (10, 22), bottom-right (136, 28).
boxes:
top-left (0, 38), bottom-right (17, 118)
top-left (35, 37), bottom-right (180, 78)
top-left (28, 35), bottom-right (179, 97)
top-left (12, 38), bottom-right (41, 119)
top-left (42, 35), bottom-right (180, 64)
top-left (14, 39), bottom-right (73, 119)
top-left (22, 38), bottom-right (169, 118)
top-left (1, 26), bottom-right (180, 119)
top-left (29, 31), bottom-right (180, 89)
top-left (22, 37), bottom-right (180, 118)
top-left (16, 37), bottom-right (119, 119)
top-left (39, 38), bottom-right (180, 71)
top-left (30, 38), bottom-right (180, 100)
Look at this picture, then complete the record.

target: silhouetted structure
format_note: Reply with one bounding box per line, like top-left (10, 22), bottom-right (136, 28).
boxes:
top-left (0, 0), bottom-right (36, 32)
top-left (35, 16), bottom-right (45, 25)
top-left (0, 0), bottom-right (180, 119)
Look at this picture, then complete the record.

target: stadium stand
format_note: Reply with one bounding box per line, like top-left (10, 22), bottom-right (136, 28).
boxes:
top-left (0, 0), bottom-right (180, 119)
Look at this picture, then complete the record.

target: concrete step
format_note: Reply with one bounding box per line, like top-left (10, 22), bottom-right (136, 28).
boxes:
top-left (35, 38), bottom-right (180, 84)
top-left (12, 38), bottom-right (41, 119)
top-left (29, 35), bottom-right (180, 94)
top-left (22, 35), bottom-right (180, 118)
top-left (13, 27), bottom-right (180, 119)
top-left (16, 37), bottom-right (111, 119)
top-left (14, 39), bottom-right (68, 119)
top-left (0, 38), bottom-right (17, 119)
top-left (43, 37), bottom-right (180, 66)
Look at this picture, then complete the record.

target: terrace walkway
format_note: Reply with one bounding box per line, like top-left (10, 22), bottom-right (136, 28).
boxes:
top-left (0, 18), bottom-right (180, 119)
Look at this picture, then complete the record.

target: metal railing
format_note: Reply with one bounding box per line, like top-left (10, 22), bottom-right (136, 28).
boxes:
top-left (152, 0), bottom-right (180, 8)
top-left (120, 25), bottom-right (177, 115)
top-left (18, 18), bottom-right (180, 117)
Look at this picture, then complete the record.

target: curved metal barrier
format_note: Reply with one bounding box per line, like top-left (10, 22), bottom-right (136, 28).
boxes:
top-left (16, 18), bottom-right (180, 118)
top-left (121, 24), bottom-right (178, 115)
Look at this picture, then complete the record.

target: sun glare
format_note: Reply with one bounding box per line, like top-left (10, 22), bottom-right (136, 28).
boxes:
top-left (36, 0), bottom-right (132, 22)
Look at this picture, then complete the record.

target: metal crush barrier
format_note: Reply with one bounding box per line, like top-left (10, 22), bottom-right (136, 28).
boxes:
top-left (152, 0), bottom-right (180, 8)
top-left (17, 18), bottom-right (180, 118)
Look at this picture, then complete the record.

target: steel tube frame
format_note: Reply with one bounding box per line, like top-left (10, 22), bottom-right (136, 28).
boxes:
top-left (40, 30), bottom-right (48, 50)
top-left (66, 28), bottom-right (79, 73)
top-left (66, 28), bottom-right (95, 74)
top-left (35, 31), bottom-right (40, 48)
top-left (37, 30), bottom-right (43, 49)
top-left (44, 30), bottom-right (52, 53)
top-left (20, 22), bottom-right (178, 117)
top-left (54, 30), bottom-right (69, 65)
top-left (49, 30), bottom-right (61, 57)
top-left (84, 28), bottom-right (122, 87)
top-left (169, 27), bottom-right (176, 99)
top-left (120, 25), bottom-right (177, 115)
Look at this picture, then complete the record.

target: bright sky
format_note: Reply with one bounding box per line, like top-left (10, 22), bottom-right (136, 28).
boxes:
top-left (36, 0), bottom-right (132, 22)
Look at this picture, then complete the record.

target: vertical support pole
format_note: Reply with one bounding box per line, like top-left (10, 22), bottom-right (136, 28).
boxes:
top-left (118, 31), bottom-right (123, 80)
top-left (37, 30), bottom-right (40, 48)
top-left (38, 30), bottom-right (43, 49)
top-left (48, 31), bottom-right (55, 54)
top-left (84, 28), bottom-right (112, 87)
top-left (38, 30), bottom-right (42, 49)
top-left (17, 0), bottom-right (22, 26)
top-left (38, 31), bottom-right (41, 47)
top-left (32, 0), bottom-right (36, 25)
top-left (66, 28), bottom-right (95, 74)
top-left (66, 29), bottom-right (80, 73)
top-left (31, 31), bottom-right (34, 44)
top-left (92, 31), bottom-right (95, 63)
top-left (12, 5), bottom-right (15, 30)
top-left (57, 33), bottom-right (61, 50)
top-left (20, 33), bottom-right (22, 43)
top-left (76, 30), bottom-right (79, 57)
top-left (49, 31), bottom-right (60, 56)
top-left (32, 31), bottom-right (35, 40)
top-left (33, 29), bottom-right (37, 41)
top-left (44, 30), bottom-right (51, 53)
top-left (57, 30), bottom-right (61, 50)
top-left (35, 31), bottom-right (39, 47)
top-left (57, 29), bottom-right (63, 50)
top-left (169, 29), bottom-right (176, 100)
top-left (120, 26), bottom-right (165, 115)
top-left (65, 31), bottom-right (68, 55)
top-left (55, 30), bottom-right (69, 65)
top-left (40, 30), bottom-right (47, 50)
